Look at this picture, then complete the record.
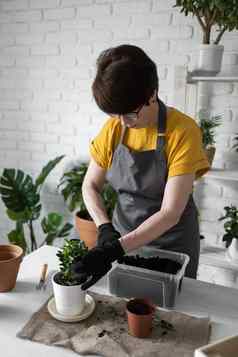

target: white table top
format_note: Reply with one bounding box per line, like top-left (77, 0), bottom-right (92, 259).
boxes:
top-left (1, 245), bottom-right (238, 357)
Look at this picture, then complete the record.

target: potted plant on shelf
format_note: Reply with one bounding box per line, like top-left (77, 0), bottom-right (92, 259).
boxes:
top-left (198, 110), bottom-right (221, 166)
top-left (0, 156), bottom-right (73, 254)
top-left (58, 162), bottom-right (117, 249)
top-left (219, 205), bottom-right (238, 262)
top-left (52, 239), bottom-right (88, 316)
top-left (174, 1), bottom-right (238, 74)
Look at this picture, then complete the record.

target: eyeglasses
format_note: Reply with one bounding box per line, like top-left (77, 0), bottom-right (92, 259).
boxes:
top-left (116, 104), bottom-right (144, 121)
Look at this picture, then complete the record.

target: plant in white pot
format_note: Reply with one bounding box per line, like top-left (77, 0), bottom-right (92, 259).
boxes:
top-left (198, 110), bottom-right (221, 166)
top-left (53, 239), bottom-right (88, 316)
top-left (174, 0), bottom-right (238, 74)
top-left (219, 205), bottom-right (238, 262)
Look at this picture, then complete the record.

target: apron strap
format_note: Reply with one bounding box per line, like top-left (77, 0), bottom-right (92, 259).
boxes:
top-left (156, 98), bottom-right (167, 151)
top-left (119, 123), bottom-right (127, 144)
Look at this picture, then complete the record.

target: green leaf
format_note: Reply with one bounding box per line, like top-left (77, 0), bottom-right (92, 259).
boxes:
top-left (6, 208), bottom-right (30, 222)
top-left (0, 169), bottom-right (40, 213)
top-left (40, 213), bottom-right (73, 247)
top-left (35, 155), bottom-right (65, 189)
top-left (8, 228), bottom-right (27, 253)
top-left (58, 222), bottom-right (74, 237)
top-left (48, 212), bottom-right (63, 228)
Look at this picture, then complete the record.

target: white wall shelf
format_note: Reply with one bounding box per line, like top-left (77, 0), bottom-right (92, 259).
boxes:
top-left (204, 169), bottom-right (238, 182)
top-left (187, 73), bottom-right (238, 84)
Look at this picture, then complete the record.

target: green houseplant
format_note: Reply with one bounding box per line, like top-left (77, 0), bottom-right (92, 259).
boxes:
top-left (52, 239), bottom-right (89, 316)
top-left (219, 205), bottom-right (238, 248)
top-left (174, 1), bottom-right (238, 73)
top-left (198, 110), bottom-right (221, 166)
top-left (58, 162), bottom-right (117, 249)
top-left (0, 156), bottom-right (73, 254)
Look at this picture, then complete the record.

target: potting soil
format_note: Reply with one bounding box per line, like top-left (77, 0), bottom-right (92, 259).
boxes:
top-left (120, 255), bottom-right (182, 274)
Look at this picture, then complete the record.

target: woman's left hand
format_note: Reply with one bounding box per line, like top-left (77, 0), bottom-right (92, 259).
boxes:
top-left (71, 240), bottom-right (125, 290)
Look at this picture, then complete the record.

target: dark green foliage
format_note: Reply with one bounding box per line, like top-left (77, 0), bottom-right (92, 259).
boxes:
top-left (58, 162), bottom-right (117, 220)
top-left (58, 163), bottom-right (88, 214)
top-left (174, 1), bottom-right (238, 44)
top-left (41, 212), bottom-right (73, 246)
top-left (0, 156), bottom-right (72, 253)
top-left (219, 205), bottom-right (238, 248)
top-left (198, 111), bottom-right (221, 148)
top-left (56, 239), bottom-right (88, 285)
top-left (0, 169), bottom-right (40, 215)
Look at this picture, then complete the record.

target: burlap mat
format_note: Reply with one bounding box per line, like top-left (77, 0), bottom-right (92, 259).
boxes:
top-left (17, 292), bottom-right (210, 357)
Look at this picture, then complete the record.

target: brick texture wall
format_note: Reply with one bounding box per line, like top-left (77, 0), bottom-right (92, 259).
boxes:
top-left (0, 0), bottom-right (238, 250)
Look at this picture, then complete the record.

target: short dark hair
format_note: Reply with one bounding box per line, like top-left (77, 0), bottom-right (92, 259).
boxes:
top-left (92, 44), bottom-right (159, 115)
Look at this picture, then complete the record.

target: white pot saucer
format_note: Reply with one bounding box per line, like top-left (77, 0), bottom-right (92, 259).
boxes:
top-left (47, 294), bottom-right (96, 322)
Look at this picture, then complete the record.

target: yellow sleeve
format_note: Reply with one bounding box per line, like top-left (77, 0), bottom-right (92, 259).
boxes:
top-left (168, 121), bottom-right (210, 179)
top-left (90, 117), bottom-right (121, 169)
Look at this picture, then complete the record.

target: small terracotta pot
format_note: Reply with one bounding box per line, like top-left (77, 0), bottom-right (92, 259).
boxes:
top-left (126, 298), bottom-right (155, 338)
top-left (0, 244), bottom-right (23, 292)
top-left (75, 213), bottom-right (97, 249)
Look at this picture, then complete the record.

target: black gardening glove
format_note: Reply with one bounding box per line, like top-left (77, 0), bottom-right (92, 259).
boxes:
top-left (97, 222), bottom-right (121, 247)
top-left (71, 240), bottom-right (125, 290)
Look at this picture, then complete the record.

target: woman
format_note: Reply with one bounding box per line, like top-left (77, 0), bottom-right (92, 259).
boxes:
top-left (72, 44), bottom-right (209, 290)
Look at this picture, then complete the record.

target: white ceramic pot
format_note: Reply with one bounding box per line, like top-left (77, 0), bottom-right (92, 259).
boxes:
top-left (52, 272), bottom-right (86, 316)
top-left (227, 239), bottom-right (238, 263)
top-left (197, 44), bottom-right (224, 75)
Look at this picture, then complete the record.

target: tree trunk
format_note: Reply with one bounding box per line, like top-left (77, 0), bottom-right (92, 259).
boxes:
top-left (203, 27), bottom-right (211, 44)
top-left (29, 220), bottom-right (37, 252)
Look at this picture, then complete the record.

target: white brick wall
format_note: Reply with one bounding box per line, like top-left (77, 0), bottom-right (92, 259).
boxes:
top-left (0, 0), bottom-right (237, 267)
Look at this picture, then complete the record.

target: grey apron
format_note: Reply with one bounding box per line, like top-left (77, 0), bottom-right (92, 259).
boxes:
top-left (106, 99), bottom-right (200, 278)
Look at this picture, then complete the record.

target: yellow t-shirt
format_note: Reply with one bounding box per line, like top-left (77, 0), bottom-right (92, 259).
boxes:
top-left (90, 107), bottom-right (210, 179)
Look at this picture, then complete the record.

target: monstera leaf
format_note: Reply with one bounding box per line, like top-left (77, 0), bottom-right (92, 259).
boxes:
top-left (0, 169), bottom-right (40, 213)
top-left (35, 155), bottom-right (65, 190)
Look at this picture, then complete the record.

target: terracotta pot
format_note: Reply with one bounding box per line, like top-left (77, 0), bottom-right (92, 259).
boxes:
top-left (126, 298), bottom-right (155, 338)
top-left (0, 244), bottom-right (23, 292)
top-left (75, 213), bottom-right (97, 249)
top-left (205, 146), bottom-right (216, 167)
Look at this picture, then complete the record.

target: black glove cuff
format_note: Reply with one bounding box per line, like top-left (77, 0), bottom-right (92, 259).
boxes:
top-left (98, 222), bottom-right (114, 233)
